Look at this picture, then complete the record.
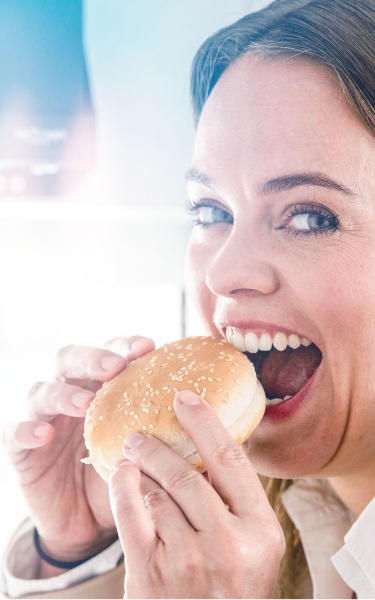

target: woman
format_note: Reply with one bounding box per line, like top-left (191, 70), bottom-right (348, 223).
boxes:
top-left (2, 0), bottom-right (375, 597)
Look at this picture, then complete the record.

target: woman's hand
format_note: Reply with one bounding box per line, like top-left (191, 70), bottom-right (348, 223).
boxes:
top-left (109, 390), bottom-right (285, 599)
top-left (2, 335), bottom-right (155, 566)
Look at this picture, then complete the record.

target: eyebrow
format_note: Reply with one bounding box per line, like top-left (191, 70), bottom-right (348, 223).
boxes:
top-left (259, 172), bottom-right (356, 197)
top-left (185, 168), bottom-right (356, 197)
top-left (185, 168), bottom-right (217, 190)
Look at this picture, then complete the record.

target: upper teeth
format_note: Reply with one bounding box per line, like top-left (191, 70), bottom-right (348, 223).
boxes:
top-left (226, 327), bottom-right (312, 353)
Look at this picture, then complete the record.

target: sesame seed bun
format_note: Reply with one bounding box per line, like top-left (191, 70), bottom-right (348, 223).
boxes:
top-left (83, 336), bottom-right (266, 482)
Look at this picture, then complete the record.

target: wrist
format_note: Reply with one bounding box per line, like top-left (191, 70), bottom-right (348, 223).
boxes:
top-left (34, 527), bottom-right (119, 571)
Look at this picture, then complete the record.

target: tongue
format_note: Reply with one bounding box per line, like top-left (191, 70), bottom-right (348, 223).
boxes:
top-left (254, 345), bottom-right (322, 399)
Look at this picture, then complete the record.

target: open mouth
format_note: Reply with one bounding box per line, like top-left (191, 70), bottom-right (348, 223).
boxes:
top-left (248, 344), bottom-right (322, 405)
top-left (226, 328), bottom-right (322, 406)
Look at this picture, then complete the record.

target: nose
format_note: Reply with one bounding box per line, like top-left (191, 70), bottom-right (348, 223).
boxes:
top-left (205, 226), bottom-right (280, 299)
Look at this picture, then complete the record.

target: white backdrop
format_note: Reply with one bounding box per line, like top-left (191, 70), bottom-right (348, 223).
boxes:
top-left (0, 0), bottom-right (270, 564)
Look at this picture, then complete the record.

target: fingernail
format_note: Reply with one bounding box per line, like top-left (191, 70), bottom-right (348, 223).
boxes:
top-left (124, 432), bottom-right (145, 449)
top-left (176, 390), bottom-right (201, 405)
top-left (71, 391), bottom-right (93, 408)
top-left (101, 355), bottom-right (124, 371)
top-left (34, 423), bottom-right (50, 438)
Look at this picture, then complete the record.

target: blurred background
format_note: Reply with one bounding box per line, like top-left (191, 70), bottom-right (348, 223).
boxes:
top-left (0, 0), bottom-right (269, 558)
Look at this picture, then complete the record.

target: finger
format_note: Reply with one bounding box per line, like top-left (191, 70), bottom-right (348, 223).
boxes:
top-left (27, 381), bottom-right (95, 420)
top-left (105, 336), bottom-right (155, 362)
top-left (56, 345), bottom-right (127, 383)
top-left (109, 459), bottom-right (156, 563)
top-left (122, 432), bottom-right (225, 532)
top-left (139, 470), bottom-right (195, 542)
top-left (173, 390), bottom-right (268, 520)
top-left (2, 420), bottom-right (54, 463)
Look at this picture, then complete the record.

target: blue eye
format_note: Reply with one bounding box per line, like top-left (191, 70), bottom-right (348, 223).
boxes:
top-left (278, 204), bottom-right (339, 237)
top-left (185, 201), bottom-right (233, 228)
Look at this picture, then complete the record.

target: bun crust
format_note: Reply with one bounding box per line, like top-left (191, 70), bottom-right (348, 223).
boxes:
top-left (83, 336), bottom-right (266, 482)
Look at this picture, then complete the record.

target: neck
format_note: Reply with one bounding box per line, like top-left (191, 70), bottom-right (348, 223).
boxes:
top-left (328, 468), bottom-right (375, 518)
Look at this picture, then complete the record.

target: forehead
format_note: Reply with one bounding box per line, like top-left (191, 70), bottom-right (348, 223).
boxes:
top-left (192, 55), bottom-right (372, 187)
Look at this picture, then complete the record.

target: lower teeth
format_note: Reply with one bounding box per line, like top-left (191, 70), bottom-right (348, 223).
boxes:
top-left (266, 395), bottom-right (292, 406)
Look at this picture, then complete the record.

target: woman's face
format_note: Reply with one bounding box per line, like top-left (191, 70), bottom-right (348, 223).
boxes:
top-left (185, 55), bottom-right (375, 480)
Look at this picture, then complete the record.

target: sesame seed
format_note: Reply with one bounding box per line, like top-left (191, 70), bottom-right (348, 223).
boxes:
top-left (99, 416), bottom-right (103, 421)
top-left (118, 434), bottom-right (123, 439)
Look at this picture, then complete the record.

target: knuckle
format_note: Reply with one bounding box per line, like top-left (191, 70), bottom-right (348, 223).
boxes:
top-left (168, 466), bottom-right (202, 490)
top-left (268, 522), bottom-right (287, 557)
top-left (213, 442), bottom-right (249, 469)
top-left (177, 550), bottom-right (204, 580)
top-left (252, 521), bottom-right (286, 565)
top-left (143, 487), bottom-right (169, 510)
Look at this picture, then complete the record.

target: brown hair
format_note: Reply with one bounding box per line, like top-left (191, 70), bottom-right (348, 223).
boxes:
top-left (190, 0), bottom-right (375, 597)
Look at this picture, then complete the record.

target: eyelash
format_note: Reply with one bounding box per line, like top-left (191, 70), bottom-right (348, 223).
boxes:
top-left (185, 200), bottom-right (233, 229)
top-left (185, 200), bottom-right (340, 237)
top-left (278, 203), bottom-right (340, 238)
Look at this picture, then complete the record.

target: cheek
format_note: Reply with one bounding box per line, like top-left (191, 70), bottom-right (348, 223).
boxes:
top-left (185, 239), bottom-right (215, 332)
top-left (289, 242), bottom-right (375, 372)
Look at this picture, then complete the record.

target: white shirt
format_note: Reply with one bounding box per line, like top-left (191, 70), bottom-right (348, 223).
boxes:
top-left (2, 479), bottom-right (375, 599)
top-left (282, 479), bottom-right (375, 599)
